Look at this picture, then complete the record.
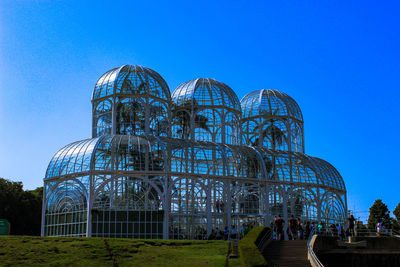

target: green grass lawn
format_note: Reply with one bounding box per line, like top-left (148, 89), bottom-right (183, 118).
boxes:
top-left (0, 236), bottom-right (235, 267)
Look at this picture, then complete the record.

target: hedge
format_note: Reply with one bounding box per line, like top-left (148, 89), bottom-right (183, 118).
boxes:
top-left (238, 226), bottom-right (269, 267)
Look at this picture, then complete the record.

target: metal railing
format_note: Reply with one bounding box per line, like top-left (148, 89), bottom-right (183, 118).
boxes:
top-left (307, 228), bottom-right (324, 267)
top-left (308, 227), bottom-right (396, 237)
top-left (306, 227), bottom-right (399, 267)
top-left (354, 228), bottom-right (393, 237)
top-left (257, 228), bottom-right (273, 251)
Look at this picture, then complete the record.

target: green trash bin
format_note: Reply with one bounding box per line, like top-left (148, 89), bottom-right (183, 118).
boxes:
top-left (0, 219), bottom-right (10, 235)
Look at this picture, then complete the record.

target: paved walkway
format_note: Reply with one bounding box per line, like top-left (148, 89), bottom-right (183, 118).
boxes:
top-left (262, 240), bottom-right (310, 267)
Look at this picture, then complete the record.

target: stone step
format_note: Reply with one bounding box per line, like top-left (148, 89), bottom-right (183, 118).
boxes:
top-left (266, 250), bottom-right (307, 253)
top-left (262, 240), bottom-right (310, 267)
top-left (266, 252), bottom-right (307, 256)
top-left (267, 259), bottom-right (310, 267)
top-left (267, 246), bottom-right (307, 250)
top-left (268, 246), bottom-right (307, 250)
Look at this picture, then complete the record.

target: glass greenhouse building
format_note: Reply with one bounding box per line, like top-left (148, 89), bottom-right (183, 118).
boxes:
top-left (41, 65), bottom-right (347, 239)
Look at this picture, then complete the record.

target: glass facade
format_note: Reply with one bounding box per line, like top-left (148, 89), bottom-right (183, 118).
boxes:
top-left (42, 65), bottom-right (347, 239)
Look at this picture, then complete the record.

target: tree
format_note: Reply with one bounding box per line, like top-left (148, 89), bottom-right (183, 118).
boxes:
top-left (251, 121), bottom-right (286, 149)
top-left (251, 108), bottom-right (287, 149)
top-left (0, 178), bottom-right (42, 235)
top-left (251, 117), bottom-right (286, 181)
top-left (392, 202), bottom-right (400, 231)
top-left (172, 99), bottom-right (210, 140)
top-left (116, 101), bottom-right (145, 135)
top-left (390, 218), bottom-right (400, 231)
top-left (367, 199), bottom-right (391, 229)
top-left (393, 202), bottom-right (400, 222)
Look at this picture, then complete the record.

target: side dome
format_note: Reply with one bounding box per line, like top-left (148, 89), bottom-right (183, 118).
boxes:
top-left (171, 78), bottom-right (241, 144)
top-left (91, 65), bottom-right (171, 138)
top-left (92, 65), bottom-right (170, 101)
top-left (241, 89), bottom-right (304, 152)
top-left (45, 135), bottom-right (169, 180)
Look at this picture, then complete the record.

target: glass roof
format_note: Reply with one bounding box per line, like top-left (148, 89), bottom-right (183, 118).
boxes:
top-left (172, 78), bottom-right (241, 112)
top-left (92, 65), bottom-right (171, 101)
top-left (45, 137), bottom-right (100, 179)
top-left (45, 135), bottom-right (345, 191)
top-left (241, 89), bottom-right (303, 121)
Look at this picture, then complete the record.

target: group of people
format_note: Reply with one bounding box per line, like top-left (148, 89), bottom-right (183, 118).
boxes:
top-left (209, 224), bottom-right (252, 240)
top-left (273, 215), bottom-right (310, 240)
top-left (209, 225), bottom-right (237, 240)
top-left (172, 215), bottom-right (364, 241)
top-left (273, 214), bottom-right (347, 240)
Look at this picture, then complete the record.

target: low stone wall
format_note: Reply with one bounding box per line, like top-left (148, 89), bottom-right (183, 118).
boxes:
top-left (309, 235), bottom-right (400, 267)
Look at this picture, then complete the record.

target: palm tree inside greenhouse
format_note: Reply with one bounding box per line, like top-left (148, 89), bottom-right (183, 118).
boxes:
top-left (172, 99), bottom-right (211, 139)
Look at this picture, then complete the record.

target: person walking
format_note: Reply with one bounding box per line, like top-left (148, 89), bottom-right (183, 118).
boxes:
top-left (304, 221), bottom-right (311, 239)
top-left (336, 224), bottom-right (342, 239)
top-left (223, 226), bottom-right (229, 240)
top-left (317, 221), bottom-right (323, 234)
top-left (215, 227), bottom-right (222, 240)
top-left (376, 222), bottom-right (382, 237)
top-left (289, 215), bottom-right (297, 240)
top-left (274, 214), bottom-right (285, 240)
top-left (347, 215), bottom-right (355, 236)
top-left (297, 218), bottom-right (304, 240)
top-left (329, 223), bottom-right (336, 236)
top-left (230, 225), bottom-right (237, 240)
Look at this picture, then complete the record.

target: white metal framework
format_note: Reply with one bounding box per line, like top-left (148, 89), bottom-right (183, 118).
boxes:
top-left (42, 65), bottom-right (347, 239)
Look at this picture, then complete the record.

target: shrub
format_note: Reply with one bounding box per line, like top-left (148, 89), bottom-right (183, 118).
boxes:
top-left (238, 226), bottom-right (268, 267)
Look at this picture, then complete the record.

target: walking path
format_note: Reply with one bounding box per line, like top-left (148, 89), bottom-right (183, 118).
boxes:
top-left (262, 240), bottom-right (310, 267)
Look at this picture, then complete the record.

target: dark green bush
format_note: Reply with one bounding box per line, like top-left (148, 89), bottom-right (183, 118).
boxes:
top-left (238, 226), bottom-right (269, 267)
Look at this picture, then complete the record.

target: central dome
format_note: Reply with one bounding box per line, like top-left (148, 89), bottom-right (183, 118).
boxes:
top-left (171, 78), bottom-right (241, 144)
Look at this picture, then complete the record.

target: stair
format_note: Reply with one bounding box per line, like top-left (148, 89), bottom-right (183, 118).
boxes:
top-left (230, 240), bottom-right (239, 258)
top-left (262, 240), bottom-right (310, 267)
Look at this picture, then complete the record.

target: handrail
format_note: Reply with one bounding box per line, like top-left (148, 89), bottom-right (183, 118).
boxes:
top-left (306, 226), bottom-right (400, 267)
top-left (257, 228), bottom-right (273, 251)
top-left (393, 229), bottom-right (400, 238)
top-left (307, 228), bottom-right (324, 267)
top-left (307, 226), bottom-right (395, 237)
top-left (355, 228), bottom-right (393, 237)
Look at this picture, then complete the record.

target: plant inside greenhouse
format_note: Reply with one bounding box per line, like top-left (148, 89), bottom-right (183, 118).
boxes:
top-left (42, 65), bottom-right (347, 239)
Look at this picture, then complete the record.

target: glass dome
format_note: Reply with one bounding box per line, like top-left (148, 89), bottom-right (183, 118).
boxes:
top-left (171, 78), bottom-right (241, 144)
top-left (92, 65), bottom-right (170, 101)
top-left (92, 65), bottom-right (171, 138)
top-left (241, 89), bottom-right (304, 153)
top-left (241, 89), bottom-right (302, 120)
top-left (172, 78), bottom-right (241, 110)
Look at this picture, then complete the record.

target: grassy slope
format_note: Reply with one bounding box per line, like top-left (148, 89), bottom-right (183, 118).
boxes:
top-left (0, 236), bottom-right (231, 267)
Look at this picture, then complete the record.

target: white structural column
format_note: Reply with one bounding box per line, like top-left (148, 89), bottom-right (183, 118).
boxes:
top-left (40, 185), bottom-right (47, 236)
top-left (317, 188), bottom-right (322, 222)
top-left (86, 180), bottom-right (93, 237)
top-left (163, 182), bottom-right (170, 239)
top-left (265, 184), bottom-right (271, 226)
top-left (283, 187), bottom-right (289, 240)
top-left (206, 181), bottom-right (212, 237)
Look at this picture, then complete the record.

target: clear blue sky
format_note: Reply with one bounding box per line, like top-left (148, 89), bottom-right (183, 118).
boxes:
top-left (0, 1), bottom-right (399, 222)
